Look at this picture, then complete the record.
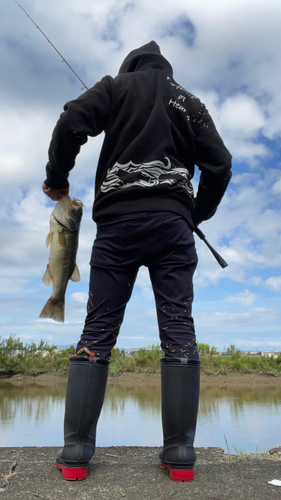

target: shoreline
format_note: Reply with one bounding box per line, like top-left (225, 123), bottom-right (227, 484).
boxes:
top-left (1, 370), bottom-right (281, 387)
top-left (1, 446), bottom-right (281, 499)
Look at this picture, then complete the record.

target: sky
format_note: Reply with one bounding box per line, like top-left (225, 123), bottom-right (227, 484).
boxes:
top-left (1, 0), bottom-right (281, 352)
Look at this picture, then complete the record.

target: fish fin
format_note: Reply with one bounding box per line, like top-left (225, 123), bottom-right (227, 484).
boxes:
top-left (46, 233), bottom-right (53, 247)
top-left (42, 266), bottom-right (52, 286)
top-left (70, 263), bottom-right (81, 282)
top-left (39, 297), bottom-right (65, 323)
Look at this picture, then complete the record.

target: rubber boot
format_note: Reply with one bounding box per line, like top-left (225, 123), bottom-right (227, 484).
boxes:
top-left (56, 355), bottom-right (109, 480)
top-left (159, 357), bottom-right (200, 482)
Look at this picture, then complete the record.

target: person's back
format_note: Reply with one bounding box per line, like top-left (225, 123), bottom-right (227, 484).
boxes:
top-left (43, 41), bottom-right (232, 484)
top-left (45, 41), bottom-right (231, 228)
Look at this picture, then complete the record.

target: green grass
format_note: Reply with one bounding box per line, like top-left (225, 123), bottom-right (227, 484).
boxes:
top-left (222, 435), bottom-right (276, 462)
top-left (110, 345), bottom-right (281, 376)
top-left (200, 350), bottom-right (281, 376)
top-left (109, 345), bottom-right (163, 375)
top-left (1, 336), bottom-right (281, 376)
top-left (0, 335), bottom-right (75, 375)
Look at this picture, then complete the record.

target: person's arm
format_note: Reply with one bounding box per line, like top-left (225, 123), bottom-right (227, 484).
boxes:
top-left (44, 77), bottom-right (112, 190)
top-left (192, 103), bottom-right (232, 226)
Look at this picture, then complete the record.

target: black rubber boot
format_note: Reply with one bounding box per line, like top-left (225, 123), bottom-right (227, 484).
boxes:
top-left (56, 355), bottom-right (109, 480)
top-left (159, 357), bottom-right (200, 482)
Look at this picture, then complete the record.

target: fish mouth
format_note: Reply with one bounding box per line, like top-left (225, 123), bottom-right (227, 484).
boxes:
top-left (52, 196), bottom-right (83, 231)
top-left (54, 214), bottom-right (80, 232)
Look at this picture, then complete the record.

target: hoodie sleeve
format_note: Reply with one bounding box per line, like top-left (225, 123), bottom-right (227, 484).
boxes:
top-left (192, 103), bottom-right (232, 226)
top-left (44, 77), bottom-right (112, 189)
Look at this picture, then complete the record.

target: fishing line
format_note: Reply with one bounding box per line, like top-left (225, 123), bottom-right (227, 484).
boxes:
top-left (14, 0), bottom-right (88, 90)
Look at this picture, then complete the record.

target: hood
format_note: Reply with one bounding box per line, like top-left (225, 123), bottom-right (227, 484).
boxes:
top-left (118, 41), bottom-right (173, 75)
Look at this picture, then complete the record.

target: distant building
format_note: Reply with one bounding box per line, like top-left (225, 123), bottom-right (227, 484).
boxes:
top-left (126, 347), bottom-right (141, 357)
top-left (261, 351), bottom-right (280, 358)
top-left (243, 350), bottom-right (261, 356)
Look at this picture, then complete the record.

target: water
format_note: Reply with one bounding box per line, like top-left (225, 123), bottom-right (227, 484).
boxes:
top-left (1, 380), bottom-right (281, 454)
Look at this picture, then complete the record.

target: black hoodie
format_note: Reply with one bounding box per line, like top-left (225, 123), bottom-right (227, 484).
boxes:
top-left (45, 41), bottom-right (232, 227)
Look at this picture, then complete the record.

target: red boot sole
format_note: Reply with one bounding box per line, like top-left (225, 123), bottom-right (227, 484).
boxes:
top-left (161, 462), bottom-right (194, 482)
top-left (56, 463), bottom-right (87, 481)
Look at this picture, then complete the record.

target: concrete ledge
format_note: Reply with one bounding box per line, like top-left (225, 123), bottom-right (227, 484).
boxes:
top-left (0, 447), bottom-right (280, 499)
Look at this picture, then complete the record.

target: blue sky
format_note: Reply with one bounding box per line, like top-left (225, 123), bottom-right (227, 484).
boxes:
top-left (1, 0), bottom-right (281, 352)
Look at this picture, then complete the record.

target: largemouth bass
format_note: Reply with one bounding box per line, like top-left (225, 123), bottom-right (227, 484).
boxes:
top-left (40, 195), bottom-right (83, 322)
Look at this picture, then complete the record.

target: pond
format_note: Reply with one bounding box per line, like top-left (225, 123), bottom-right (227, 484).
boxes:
top-left (0, 380), bottom-right (281, 454)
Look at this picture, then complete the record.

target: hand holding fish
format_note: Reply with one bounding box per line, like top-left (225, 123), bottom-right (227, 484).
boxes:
top-left (40, 195), bottom-right (83, 322)
top-left (42, 183), bottom-right (69, 201)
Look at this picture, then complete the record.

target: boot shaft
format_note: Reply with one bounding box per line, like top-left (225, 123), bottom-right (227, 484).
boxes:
top-left (161, 358), bottom-right (200, 438)
top-left (64, 356), bottom-right (109, 440)
top-left (160, 357), bottom-right (200, 467)
top-left (59, 356), bottom-right (109, 466)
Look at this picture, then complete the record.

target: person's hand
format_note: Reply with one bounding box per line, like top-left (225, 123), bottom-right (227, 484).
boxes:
top-left (42, 183), bottom-right (69, 201)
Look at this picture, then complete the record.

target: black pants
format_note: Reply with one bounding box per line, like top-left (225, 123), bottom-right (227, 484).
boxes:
top-left (77, 212), bottom-right (199, 360)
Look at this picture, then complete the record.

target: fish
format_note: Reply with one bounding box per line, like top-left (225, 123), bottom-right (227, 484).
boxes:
top-left (39, 195), bottom-right (83, 323)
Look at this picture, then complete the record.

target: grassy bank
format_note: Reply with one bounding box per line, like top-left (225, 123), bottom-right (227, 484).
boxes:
top-left (1, 336), bottom-right (281, 376)
top-left (0, 336), bottom-right (72, 375)
top-left (110, 346), bottom-right (281, 376)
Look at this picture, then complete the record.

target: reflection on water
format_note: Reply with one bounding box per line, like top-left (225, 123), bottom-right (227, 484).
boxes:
top-left (0, 382), bottom-right (67, 447)
top-left (100, 384), bottom-right (162, 447)
top-left (198, 385), bottom-right (281, 453)
top-left (1, 380), bottom-right (281, 453)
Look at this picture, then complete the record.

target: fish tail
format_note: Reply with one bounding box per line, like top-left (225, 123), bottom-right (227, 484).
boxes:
top-left (39, 297), bottom-right (65, 323)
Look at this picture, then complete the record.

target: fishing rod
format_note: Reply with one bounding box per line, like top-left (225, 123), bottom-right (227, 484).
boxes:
top-left (15, 1), bottom-right (228, 268)
top-left (14, 0), bottom-right (88, 91)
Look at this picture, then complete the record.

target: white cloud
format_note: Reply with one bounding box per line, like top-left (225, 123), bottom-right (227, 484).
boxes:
top-left (272, 178), bottom-right (281, 196)
top-left (145, 309), bottom-right (157, 319)
top-left (0, 277), bottom-right (31, 295)
top-left (70, 292), bottom-right (88, 303)
top-left (193, 90), bottom-right (270, 165)
top-left (194, 167), bottom-right (281, 289)
top-left (0, 106), bottom-right (55, 187)
top-left (225, 289), bottom-right (259, 306)
top-left (195, 307), bottom-right (278, 333)
top-left (265, 276), bottom-right (281, 292)
top-left (136, 267), bottom-right (151, 287)
top-left (235, 338), bottom-right (281, 351)
top-left (227, 95), bottom-right (263, 134)
top-left (11, 189), bottom-right (51, 230)
top-left (141, 287), bottom-right (154, 301)
top-left (235, 339), bottom-right (281, 349)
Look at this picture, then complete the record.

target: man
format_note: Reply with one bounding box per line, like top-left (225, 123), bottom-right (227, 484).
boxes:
top-left (43, 41), bottom-right (232, 482)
